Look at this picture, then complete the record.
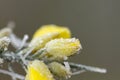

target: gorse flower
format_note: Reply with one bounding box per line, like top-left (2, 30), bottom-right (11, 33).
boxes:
top-left (25, 60), bottom-right (54, 80)
top-left (44, 38), bottom-right (82, 60)
top-left (29, 33), bottom-right (59, 52)
top-left (25, 25), bottom-right (82, 80)
top-left (32, 25), bottom-right (71, 39)
top-left (25, 25), bottom-right (83, 80)
top-left (29, 25), bottom-right (71, 52)
top-left (0, 23), bottom-right (107, 80)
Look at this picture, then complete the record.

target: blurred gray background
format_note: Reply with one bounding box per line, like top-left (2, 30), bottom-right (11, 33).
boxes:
top-left (0, 0), bottom-right (119, 80)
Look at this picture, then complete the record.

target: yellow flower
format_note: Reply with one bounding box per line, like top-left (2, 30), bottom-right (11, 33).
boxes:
top-left (32, 25), bottom-right (71, 39)
top-left (48, 62), bottom-right (71, 79)
top-left (29, 32), bottom-right (59, 52)
top-left (29, 25), bottom-right (71, 52)
top-left (25, 60), bottom-right (54, 80)
top-left (45, 38), bottom-right (82, 60)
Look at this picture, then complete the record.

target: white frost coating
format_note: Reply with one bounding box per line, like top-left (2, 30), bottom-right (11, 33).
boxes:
top-left (0, 58), bottom-right (3, 64)
top-left (70, 63), bottom-right (107, 73)
top-left (72, 70), bottom-right (86, 75)
top-left (18, 34), bottom-right (29, 50)
top-left (64, 62), bottom-right (71, 71)
top-left (49, 38), bottom-right (77, 43)
top-left (10, 34), bottom-right (23, 49)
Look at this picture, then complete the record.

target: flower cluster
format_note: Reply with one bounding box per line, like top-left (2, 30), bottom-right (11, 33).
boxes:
top-left (25, 25), bottom-right (82, 80)
top-left (0, 23), bottom-right (106, 80)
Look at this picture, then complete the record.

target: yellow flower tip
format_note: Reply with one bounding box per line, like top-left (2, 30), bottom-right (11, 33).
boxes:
top-left (32, 24), bottom-right (71, 39)
top-left (25, 60), bottom-right (54, 80)
top-left (45, 38), bottom-right (82, 60)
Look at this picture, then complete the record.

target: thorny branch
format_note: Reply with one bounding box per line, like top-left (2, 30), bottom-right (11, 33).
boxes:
top-left (0, 22), bottom-right (107, 80)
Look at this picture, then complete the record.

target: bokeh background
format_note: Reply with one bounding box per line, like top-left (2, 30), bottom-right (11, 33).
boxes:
top-left (0, 0), bottom-right (119, 80)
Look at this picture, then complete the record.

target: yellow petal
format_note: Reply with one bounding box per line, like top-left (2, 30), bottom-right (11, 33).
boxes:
top-left (26, 60), bottom-right (54, 80)
top-left (45, 38), bottom-right (82, 60)
top-left (33, 25), bottom-right (71, 39)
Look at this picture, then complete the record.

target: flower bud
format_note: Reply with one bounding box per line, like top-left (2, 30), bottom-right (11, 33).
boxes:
top-left (45, 38), bottom-right (82, 60)
top-left (25, 60), bottom-right (54, 80)
top-left (32, 25), bottom-right (71, 39)
top-left (48, 62), bottom-right (71, 79)
top-left (29, 32), bottom-right (59, 52)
